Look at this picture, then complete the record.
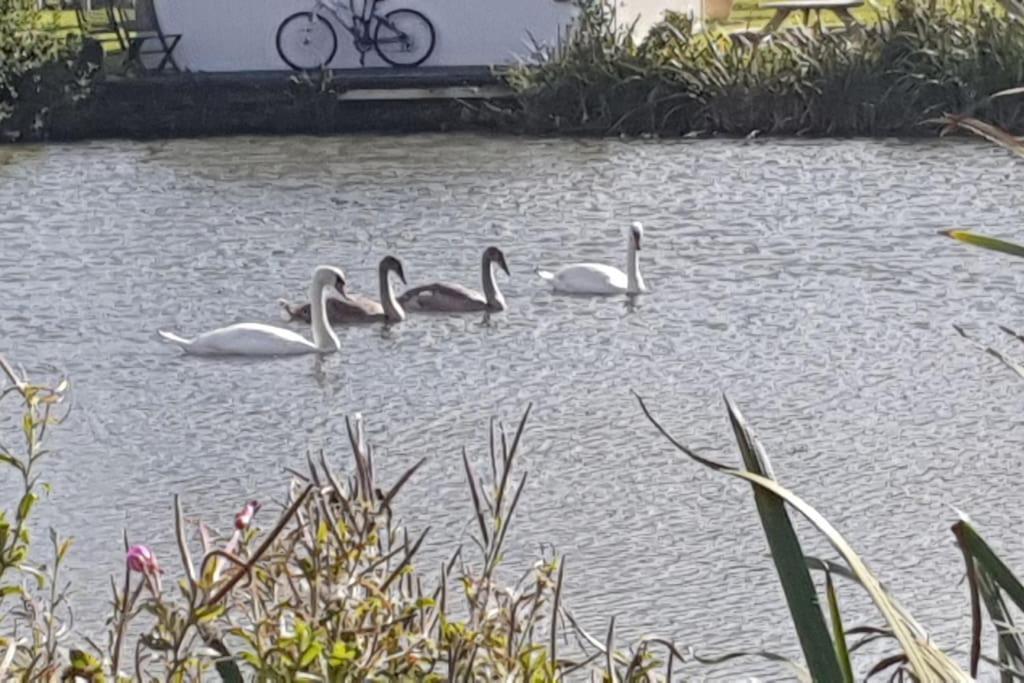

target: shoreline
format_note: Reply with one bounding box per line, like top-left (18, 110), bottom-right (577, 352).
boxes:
top-left (16, 69), bottom-right (953, 144)
top-left (33, 67), bottom-right (512, 142)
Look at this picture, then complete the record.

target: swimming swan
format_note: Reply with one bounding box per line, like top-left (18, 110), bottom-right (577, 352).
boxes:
top-left (536, 222), bottom-right (647, 295)
top-left (158, 265), bottom-right (346, 356)
top-left (398, 246), bottom-right (510, 313)
top-left (279, 256), bottom-right (407, 324)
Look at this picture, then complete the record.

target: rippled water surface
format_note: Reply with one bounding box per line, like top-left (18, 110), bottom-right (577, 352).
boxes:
top-left (2, 134), bottom-right (1024, 678)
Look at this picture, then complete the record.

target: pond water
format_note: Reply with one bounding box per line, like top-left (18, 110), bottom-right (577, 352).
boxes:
top-left (2, 133), bottom-right (1024, 678)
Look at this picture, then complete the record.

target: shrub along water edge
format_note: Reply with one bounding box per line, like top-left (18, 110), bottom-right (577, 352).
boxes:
top-left (501, 0), bottom-right (1024, 137)
top-left (0, 0), bottom-right (93, 142)
top-left (5, 0), bottom-right (1024, 142)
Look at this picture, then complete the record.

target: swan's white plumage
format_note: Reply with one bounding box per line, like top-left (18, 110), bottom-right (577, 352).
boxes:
top-left (160, 265), bottom-right (345, 357)
top-left (158, 323), bottom-right (320, 356)
top-left (536, 263), bottom-right (629, 295)
top-left (537, 222), bottom-right (647, 295)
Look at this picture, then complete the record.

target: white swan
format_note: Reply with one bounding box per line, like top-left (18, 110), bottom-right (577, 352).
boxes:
top-left (399, 246), bottom-right (510, 313)
top-left (158, 265), bottom-right (346, 356)
top-left (536, 222), bottom-right (647, 295)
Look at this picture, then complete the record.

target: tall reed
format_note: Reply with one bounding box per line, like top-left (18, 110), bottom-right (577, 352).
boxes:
top-left (505, 0), bottom-right (1024, 136)
top-left (0, 356), bottom-right (699, 681)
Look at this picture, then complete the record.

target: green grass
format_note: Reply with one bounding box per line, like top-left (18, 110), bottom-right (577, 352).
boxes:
top-left (38, 9), bottom-right (123, 53)
top-left (715, 0), bottom-right (894, 31)
top-left (36, 9), bottom-right (80, 36)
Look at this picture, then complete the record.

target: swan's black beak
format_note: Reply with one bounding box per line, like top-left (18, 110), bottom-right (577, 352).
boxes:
top-left (497, 252), bottom-right (510, 277)
top-left (335, 275), bottom-right (347, 295)
top-left (394, 260), bottom-right (407, 285)
top-left (633, 232), bottom-right (642, 251)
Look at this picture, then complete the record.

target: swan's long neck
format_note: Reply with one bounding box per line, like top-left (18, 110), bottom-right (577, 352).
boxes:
top-left (482, 257), bottom-right (506, 311)
top-left (626, 239), bottom-right (644, 294)
top-left (310, 278), bottom-right (340, 351)
top-left (379, 264), bottom-right (406, 323)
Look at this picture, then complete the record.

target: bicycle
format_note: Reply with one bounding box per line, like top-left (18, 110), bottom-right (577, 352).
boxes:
top-left (276, 0), bottom-right (436, 70)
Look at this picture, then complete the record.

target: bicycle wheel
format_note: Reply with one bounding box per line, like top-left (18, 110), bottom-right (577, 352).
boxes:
top-left (276, 12), bottom-right (338, 70)
top-left (373, 9), bottom-right (435, 67)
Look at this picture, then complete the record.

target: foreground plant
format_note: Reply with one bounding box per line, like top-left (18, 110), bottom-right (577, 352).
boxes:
top-left (635, 392), bottom-right (975, 681)
top-left (13, 333), bottom-right (1024, 680)
top-left (0, 353), bottom-right (699, 681)
top-left (633, 381), bottom-right (1024, 681)
top-left (0, 355), bottom-right (72, 680)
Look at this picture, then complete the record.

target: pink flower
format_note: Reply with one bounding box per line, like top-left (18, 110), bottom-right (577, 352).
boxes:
top-left (126, 545), bottom-right (160, 575)
top-left (234, 500), bottom-right (261, 530)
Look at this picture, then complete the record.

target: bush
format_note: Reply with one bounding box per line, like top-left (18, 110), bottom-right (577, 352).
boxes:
top-left (0, 0), bottom-right (92, 142)
top-left (0, 358), bottom-right (693, 681)
top-left (505, 0), bottom-right (1024, 136)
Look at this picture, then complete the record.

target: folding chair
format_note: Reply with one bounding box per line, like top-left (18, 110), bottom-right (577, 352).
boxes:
top-left (74, 0), bottom-right (128, 55)
top-left (115, 0), bottom-right (182, 73)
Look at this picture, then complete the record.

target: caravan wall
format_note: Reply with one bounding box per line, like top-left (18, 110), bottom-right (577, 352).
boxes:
top-left (162, 0), bottom-right (578, 71)
top-left (53, 0), bottom-right (705, 72)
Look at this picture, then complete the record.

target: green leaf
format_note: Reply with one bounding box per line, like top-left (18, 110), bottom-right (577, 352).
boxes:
top-left (637, 393), bottom-right (971, 682)
top-left (69, 648), bottom-right (102, 672)
top-left (953, 517), bottom-right (1024, 680)
top-left (239, 651), bottom-right (261, 669)
top-left (942, 229), bottom-right (1024, 260)
top-left (953, 518), bottom-right (1024, 612)
top-left (16, 491), bottom-right (37, 522)
top-left (329, 641), bottom-right (358, 666)
top-left (826, 572), bottom-right (854, 683)
top-left (295, 619), bottom-right (311, 651)
top-left (0, 585), bottom-right (23, 601)
top-left (0, 453), bottom-right (24, 475)
top-left (196, 604), bottom-right (226, 623)
top-left (8, 546), bottom-right (26, 565)
top-left (298, 643), bottom-right (323, 668)
top-left (316, 520), bottom-right (329, 546)
top-left (722, 397), bottom-right (845, 683)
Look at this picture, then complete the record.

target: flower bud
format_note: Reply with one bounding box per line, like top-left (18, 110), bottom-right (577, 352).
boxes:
top-left (126, 544), bottom-right (160, 574)
top-left (234, 500), bottom-right (261, 530)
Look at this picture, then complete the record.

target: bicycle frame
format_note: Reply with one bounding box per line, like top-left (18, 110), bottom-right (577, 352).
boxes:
top-left (280, 0), bottom-right (431, 68)
top-left (309, 0), bottom-right (381, 42)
